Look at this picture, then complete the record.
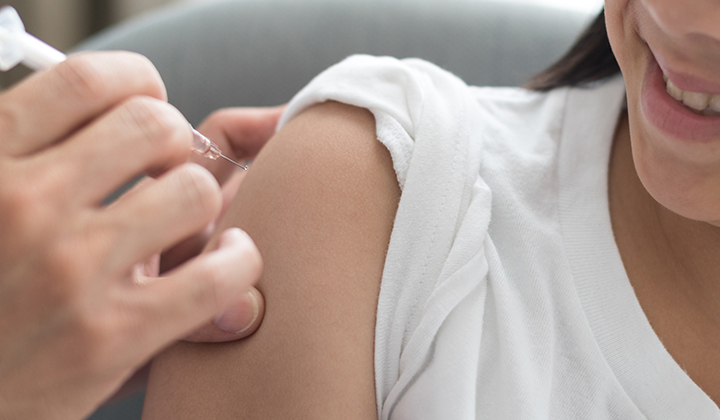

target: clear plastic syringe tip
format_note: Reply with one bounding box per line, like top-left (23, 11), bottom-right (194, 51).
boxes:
top-left (191, 129), bottom-right (219, 159)
top-left (0, 6), bottom-right (26, 71)
top-left (191, 128), bottom-right (247, 170)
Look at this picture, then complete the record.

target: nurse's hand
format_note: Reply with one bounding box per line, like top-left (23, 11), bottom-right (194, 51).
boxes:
top-left (160, 105), bottom-right (285, 342)
top-left (0, 51), bottom-right (262, 420)
top-left (106, 106), bottom-right (284, 404)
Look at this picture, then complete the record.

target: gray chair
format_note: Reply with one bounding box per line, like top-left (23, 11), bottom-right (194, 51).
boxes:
top-left (80, 0), bottom-right (596, 418)
top-left (79, 0), bottom-right (596, 126)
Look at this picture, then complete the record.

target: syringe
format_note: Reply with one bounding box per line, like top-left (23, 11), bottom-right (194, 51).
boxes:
top-left (0, 6), bottom-right (247, 170)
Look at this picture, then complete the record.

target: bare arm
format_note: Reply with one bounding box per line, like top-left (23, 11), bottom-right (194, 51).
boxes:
top-left (142, 102), bottom-right (400, 419)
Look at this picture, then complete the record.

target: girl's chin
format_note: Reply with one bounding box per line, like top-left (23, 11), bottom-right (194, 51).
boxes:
top-left (633, 149), bottom-right (720, 224)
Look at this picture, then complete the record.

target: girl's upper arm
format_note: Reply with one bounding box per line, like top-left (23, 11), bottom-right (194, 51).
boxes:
top-left (142, 101), bottom-right (400, 419)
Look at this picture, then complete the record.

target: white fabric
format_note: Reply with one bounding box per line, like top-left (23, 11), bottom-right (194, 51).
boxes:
top-left (277, 55), bottom-right (720, 419)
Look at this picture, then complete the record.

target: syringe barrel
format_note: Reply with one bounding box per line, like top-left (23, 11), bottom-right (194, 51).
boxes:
top-left (19, 32), bottom-right (65, 70)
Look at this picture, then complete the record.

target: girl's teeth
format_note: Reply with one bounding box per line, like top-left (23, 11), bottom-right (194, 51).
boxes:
top-left (666, 79), bottom-right (684, 101)
top-left (710, 95), bottom-right (720, 113)
top-left (683, 91), bottom-right (710, 111)
top-left (665, 74), bottom-right (720, 115)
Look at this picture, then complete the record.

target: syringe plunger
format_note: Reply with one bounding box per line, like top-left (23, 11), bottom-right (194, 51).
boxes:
top-left (0, 6), bottom-right (64, 71)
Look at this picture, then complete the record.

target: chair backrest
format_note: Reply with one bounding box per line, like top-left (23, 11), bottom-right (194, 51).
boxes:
top-left (78, 0), bottom-right (597, 126)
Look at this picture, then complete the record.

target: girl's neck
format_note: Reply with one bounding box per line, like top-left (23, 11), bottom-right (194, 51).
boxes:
top-left (609, 111), bottom-right (720, 404)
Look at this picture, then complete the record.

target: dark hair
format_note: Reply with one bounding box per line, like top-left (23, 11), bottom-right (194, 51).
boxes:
top-left (527, 9), bottom-right (620, 91)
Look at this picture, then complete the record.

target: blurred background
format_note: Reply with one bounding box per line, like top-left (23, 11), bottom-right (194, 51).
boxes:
top-left (4, 0), bottom-right (604, 50)
top-left (0, 0), bottom-right (183, 87)
top-left (6, 0), bottom-right (180, 50)
top-left (5, 0), bottom-right (603, 51)
top-left (0, 0), bottom-right (602, 88)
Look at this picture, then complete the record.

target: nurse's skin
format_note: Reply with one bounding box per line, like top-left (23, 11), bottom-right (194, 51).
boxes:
top-left (606, 0), bottom-right (720, 404)
top-left (0, 52), bottom-right (282, 420)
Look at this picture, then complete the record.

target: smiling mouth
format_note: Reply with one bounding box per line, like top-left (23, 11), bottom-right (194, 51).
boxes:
top-left (663, 74), bottom-right (720, 117)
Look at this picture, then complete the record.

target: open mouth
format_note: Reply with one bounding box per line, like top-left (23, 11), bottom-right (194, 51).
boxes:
top-left (641, 56), bottom-right (720, 144)
top-left (664, 74), bottom-right (720, 117)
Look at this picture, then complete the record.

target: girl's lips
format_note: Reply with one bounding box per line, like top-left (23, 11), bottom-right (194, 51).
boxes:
top-left (641, 56), bottom-right (720, 144)
top-left (654, 54), bottom-right (720, 95)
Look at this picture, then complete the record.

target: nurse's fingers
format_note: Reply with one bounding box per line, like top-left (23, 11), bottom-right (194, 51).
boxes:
top-left (183, 286), bottom-right (265, 342)
top-left (99, 163), bottom-right (221, 274)
top-left (194, 105), bottom-right (285, 184)
top-left (33, 96), bottom-right (193, 206)
top-left (158, 169), bottom-right (245, 274)
top-left (129, 228), bottom-right (262, 355)
top-left (0, 51), bottom-right (167, 157)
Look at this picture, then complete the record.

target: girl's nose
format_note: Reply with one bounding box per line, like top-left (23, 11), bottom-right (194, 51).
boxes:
top-left (642, 0), bottom-right (720, 41)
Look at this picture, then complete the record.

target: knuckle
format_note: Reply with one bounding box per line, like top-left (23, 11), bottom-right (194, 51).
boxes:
top-left (43, 241), bottom-right (88, 285)
top-left (70, 309), bottom-right (118, 371)
top-left (189, 235), bottom-right (263, 312)
top-left (39, 230), bottom-right (100, 299)
top-left (0, 176), bottom-right (46, 237)
top-left (192, 261), bottom-right (224, 310)
top-left (238, 241), bottom-right (264, 279)
top-left (56, 56), bottom-right (109, 102)
top-left (122, 98), bottom-right (190, 156)
top-left (0, 102), bottom-right (22, 146)
top-left (0, 167), bottom-right (74, 263)
top-left (24, 163), bottom-right (71, 202)
top-left (56, 52), bottom-right (167, 104)
top-left (122, 52), bottom-right (167, 100)
top-left (0, 180), bottom-right (32, 220)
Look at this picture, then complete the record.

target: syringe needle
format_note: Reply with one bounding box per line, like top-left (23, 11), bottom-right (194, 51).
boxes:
top-left (191, 128), bottom-right (247, 169)
top-left (219, 153), bottom-right (248, 170)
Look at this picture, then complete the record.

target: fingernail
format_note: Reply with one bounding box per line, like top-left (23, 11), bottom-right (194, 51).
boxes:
top-left (214, 290), bottom-right (259, 334)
